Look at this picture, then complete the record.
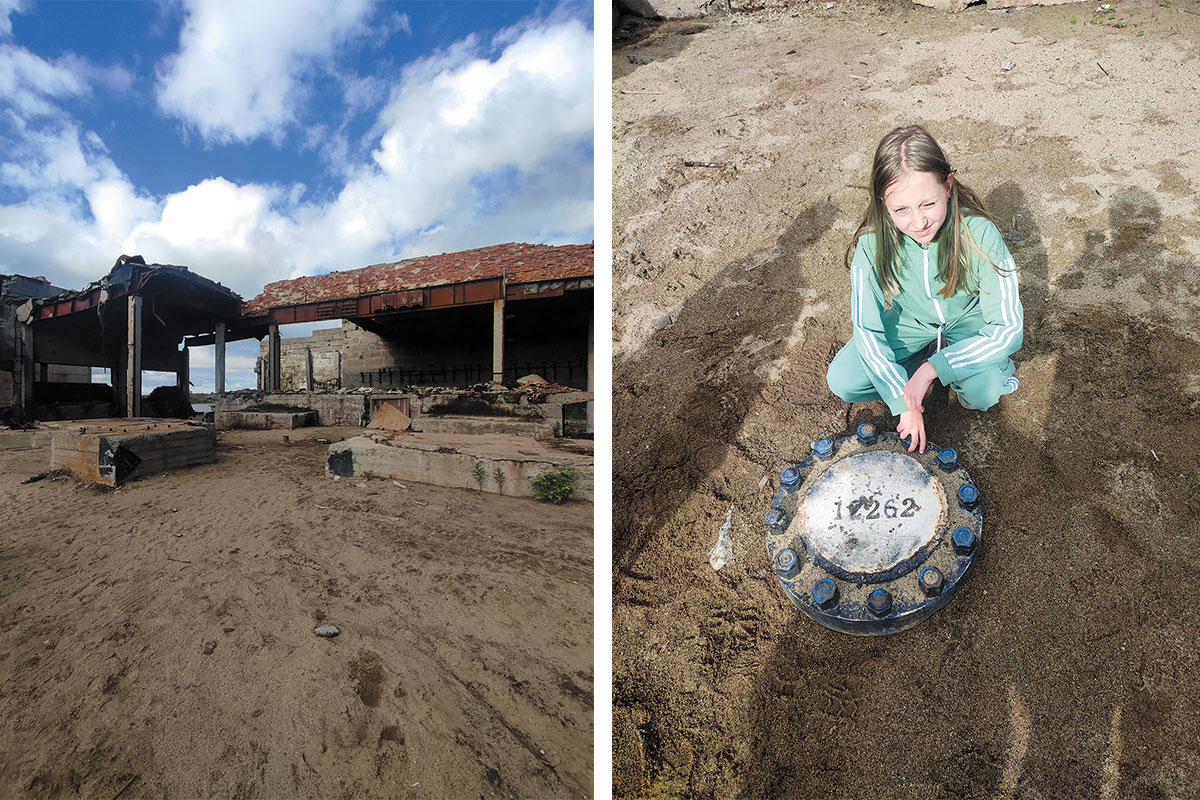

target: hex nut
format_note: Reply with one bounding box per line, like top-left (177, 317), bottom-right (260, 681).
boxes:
top-left (812, 578), bottom-right (839, 609)
top-left (957, 483), bottom-right (979, 510)
top-left (918, 566), bottom-right (945, 596)
top-left (867, 588), bottom-right (893, 616)
top-left (856, 423), bottom-right (878, 445)
top-left (774, 547), bottom-right (800, 578)
top-left (765, 507), bottom-right (788, 528)
top-left (937, 447), bottom-right (959, 471)
top-left (952, 526), bottom-right (977, 555)
top-left (780, 467), bottom-right (800, 487)
top-left (813, 437), bottom-right (835, 459)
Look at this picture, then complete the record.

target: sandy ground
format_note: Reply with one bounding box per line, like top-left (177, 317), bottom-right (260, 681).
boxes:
top-left (613, 2), bottom-right (1200, 798)
top-left (0, 427), bottom-right (592, 798)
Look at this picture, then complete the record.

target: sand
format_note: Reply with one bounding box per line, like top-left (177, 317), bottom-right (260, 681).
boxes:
top-left (613, 2), bottom-right (1200, 797)
top-left (0, 427), bottom-right (593, 798)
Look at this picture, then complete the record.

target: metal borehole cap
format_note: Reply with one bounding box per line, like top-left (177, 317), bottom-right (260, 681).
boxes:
top-left (764, 430), bottom-right (983, 636)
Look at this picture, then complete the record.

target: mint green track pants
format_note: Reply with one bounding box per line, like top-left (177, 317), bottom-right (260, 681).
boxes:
top-left (826, 318), bottom-right (1016, 413)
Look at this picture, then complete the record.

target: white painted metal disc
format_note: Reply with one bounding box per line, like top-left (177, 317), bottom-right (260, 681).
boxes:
top-left (792, 451), bottom-right (945, 575)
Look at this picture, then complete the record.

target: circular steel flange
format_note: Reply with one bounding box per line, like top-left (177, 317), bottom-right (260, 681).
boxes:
top-left (764, 428), bottom-right (982, 635)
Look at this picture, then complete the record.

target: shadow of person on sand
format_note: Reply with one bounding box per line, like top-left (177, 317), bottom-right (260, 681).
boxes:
top-left (613, 200), bottom-right (838, 585)
top-left (736, 185), bottom-right (1200, 799)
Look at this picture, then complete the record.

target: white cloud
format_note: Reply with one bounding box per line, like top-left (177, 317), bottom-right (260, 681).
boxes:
top-left (0, 0), bottom-right (27, 38)
top-left (1, 15), bottom-right (593, 305)
top-left (155, 0), bottom-right (376, 144)
top-left (0, 43), bottom-right (88, 118)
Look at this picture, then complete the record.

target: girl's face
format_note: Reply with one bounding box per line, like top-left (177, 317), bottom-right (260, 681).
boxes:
top-left (883, 170), bottom-right (950, 245)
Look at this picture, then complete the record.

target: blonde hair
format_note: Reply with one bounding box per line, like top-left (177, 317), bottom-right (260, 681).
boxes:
top-left (846, 125), bottom-right (1000, 299)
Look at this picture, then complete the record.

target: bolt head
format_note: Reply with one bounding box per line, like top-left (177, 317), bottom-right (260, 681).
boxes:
top-left (856, 423), bottom-right (877, 445)
top-left (952, 526), bottom-right (977, 555)
top-left (774, 548), bottom-right (800, 578)
top-left (813, 437), bottom-right (834, 458)
top-left (919, 566), bottom-right (945, 596)
top-left (780, 467), bottom-right (800, 487)
top-left (867, 588), bottom-right (893, 616)
top-left (937, 447), bottom-right (959, 471)
top-left (765, 507), bottom-right (788, 528)
top-left (812, 578), bottom-right (839, 609)
top-left (957, 483), bottom-right (979, 509)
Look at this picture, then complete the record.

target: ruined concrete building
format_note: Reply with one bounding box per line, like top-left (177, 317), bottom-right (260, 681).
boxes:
top-left (2, 257), bottom-right (241, 424)
top-left (243, 242), bottom-right (594, 393)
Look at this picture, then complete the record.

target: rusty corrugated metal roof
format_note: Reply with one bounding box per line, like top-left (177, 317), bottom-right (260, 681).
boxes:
top-left (243, 242), bottom-right (593, 314)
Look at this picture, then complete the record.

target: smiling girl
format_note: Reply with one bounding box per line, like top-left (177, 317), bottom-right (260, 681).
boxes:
top-left (826, 125), bottom-right (1024, 453)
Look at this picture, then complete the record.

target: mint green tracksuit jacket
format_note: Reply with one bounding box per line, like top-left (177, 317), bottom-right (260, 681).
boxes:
top-left (826, 215), bottom-right (1024, 415)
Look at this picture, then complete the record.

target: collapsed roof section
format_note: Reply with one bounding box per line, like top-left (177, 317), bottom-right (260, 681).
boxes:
top-left (237, 242), bottom-right (593, 337)
top-left (27, 255), bottom-right (242, 332)
top-left (22, 254), bottom-right (243, 372)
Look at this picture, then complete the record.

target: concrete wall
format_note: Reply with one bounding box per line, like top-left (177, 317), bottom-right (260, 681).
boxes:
top-left (216, 392), bottom-right (369, 427)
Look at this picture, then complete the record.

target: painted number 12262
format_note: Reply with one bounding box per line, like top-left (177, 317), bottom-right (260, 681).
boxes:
top-left (833, 496), bottom-right (919, 520)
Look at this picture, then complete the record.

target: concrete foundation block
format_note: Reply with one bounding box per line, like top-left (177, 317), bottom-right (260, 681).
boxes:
top-left (326, 433), bottom-right (593, 501)
top-left (0, 430), bottom-right (53, 449)
top-left (46, 418), bottom-right (216, 486)
top-left (409, 416), bottom-right (556, 437)
top-left (215, 409), bottom-right (318, 430)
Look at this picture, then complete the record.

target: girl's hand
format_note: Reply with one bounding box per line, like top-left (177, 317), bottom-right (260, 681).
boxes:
top-left (897, 410), bottom-right (926, 453)
top-left (904, 361), bottom-right (939, 413)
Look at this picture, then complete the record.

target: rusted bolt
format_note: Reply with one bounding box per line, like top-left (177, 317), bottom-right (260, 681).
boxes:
top-left (813, 438), bottom-right (835, 460)
top-left (867, 588), bottom-right (893, 616)
top-left (952, 526), bottom-right (977, 555)
top-left (774, 548), bottom-right (800, 578)
top-left (765, 507), bottom-right (788, 528)
top-left (936, 447), bottom-right (959, 471)
top-left (780, 467), bottom-right (800, 487)
top-left (856, 423), bottom-right (877, 445)
top-left (918, 566), bottom-right (945, 596)
top-left (957, 483), bottom-right (979, 511)
top-left (812, 578), bottom-right (838, 609)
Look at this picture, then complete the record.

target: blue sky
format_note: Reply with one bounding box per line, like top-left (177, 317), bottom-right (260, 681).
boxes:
top-left (0, 0), bottom-right (594, 392)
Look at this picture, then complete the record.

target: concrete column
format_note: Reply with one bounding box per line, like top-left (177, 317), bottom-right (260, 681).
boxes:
top-left (177, 344), bottom-right (189, 403)
top-left (491, 298), bottom-right (505, 386)
top-left (268, 322), bottom-right (281, 391)
top-left (587, 301), bottom-right (594, 434)
top-left (305, 347), bottom-right (313, 391)
top-left (215, 322), bottom-right (226, 395)
top-left (16, 322), bottom-right (33, 423)
top-left (126, 295), bottom-right (142, 418)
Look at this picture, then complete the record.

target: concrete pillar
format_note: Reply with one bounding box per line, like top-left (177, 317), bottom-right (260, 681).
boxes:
top-left (215, 322), bottom-right (226, 395)
top-left (177, 344), bottom-right (189, 402)
top-left (305, 347), bottom-right (313, 391)
top-left (492, 298), bottom-right (505, 386)
top-left (587, 301), bottom-right (594, 434)
top-left (268, 322), bottom-right (281, 391)
top-left (16, 322), bottom-right (33, 423)
top-left (126, 295), bottom-right (142, 418)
